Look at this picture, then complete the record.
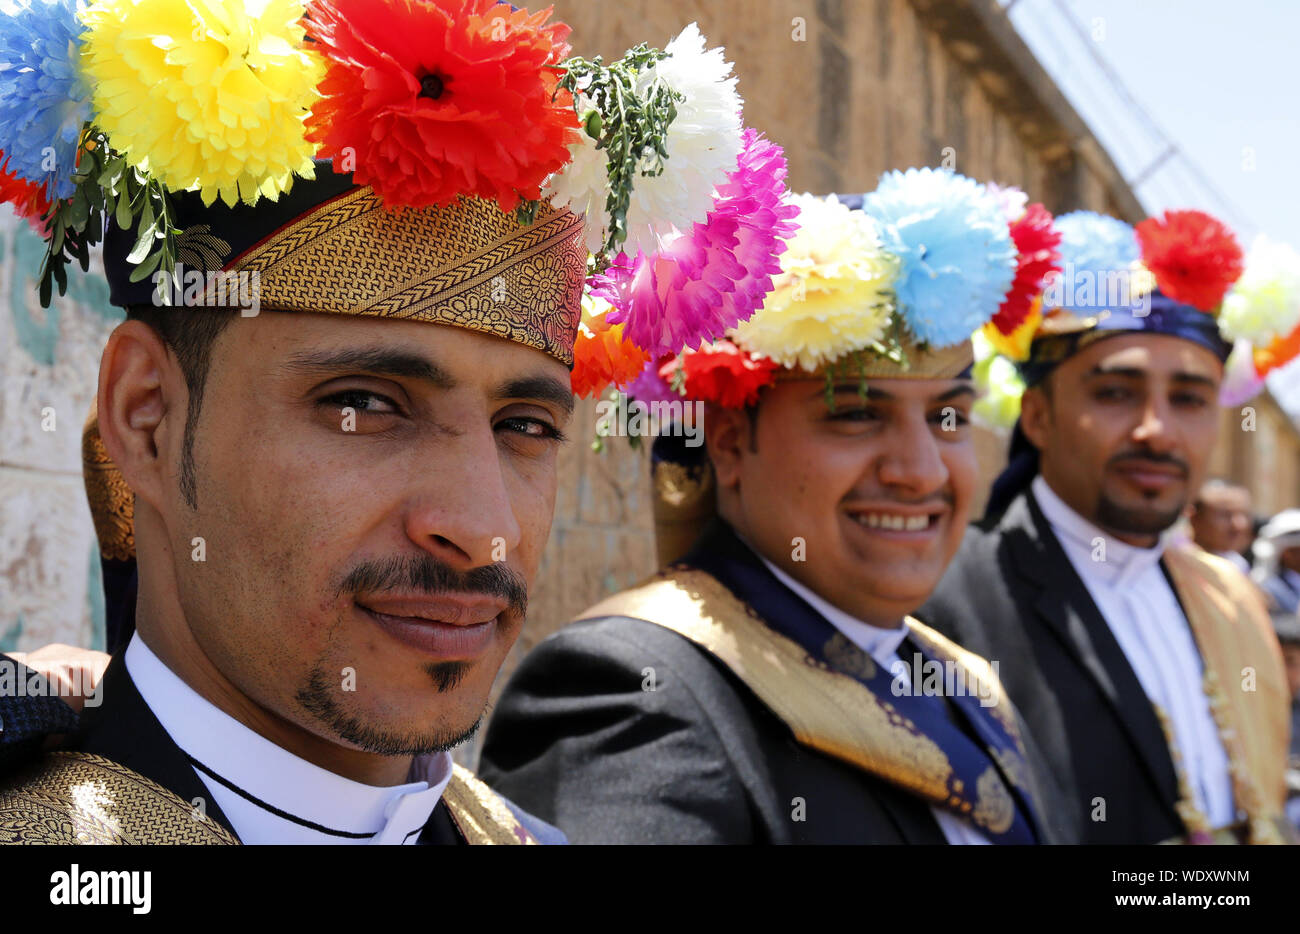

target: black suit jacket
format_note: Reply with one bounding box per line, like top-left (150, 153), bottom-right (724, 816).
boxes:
top-left (478, 521), bottom-right (1060, 844)
top-left (917, 490), bottom-right (1184, 845)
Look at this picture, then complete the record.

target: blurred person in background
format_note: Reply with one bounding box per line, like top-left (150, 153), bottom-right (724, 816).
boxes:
top-left (1188, 479), bottom-right (1255, 573)
top-left (1253, 510), bottom-right (1300, 614)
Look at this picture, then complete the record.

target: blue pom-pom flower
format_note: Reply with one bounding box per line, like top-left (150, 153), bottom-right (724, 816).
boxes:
top-left (0, 0), bottom-right (92, 201)
top-left (1047, 211), bottom-right (1139, 313)
top-left (863, 167), bottom-right (1017, 347)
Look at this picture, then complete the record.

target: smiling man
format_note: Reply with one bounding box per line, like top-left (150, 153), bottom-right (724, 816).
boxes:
top-left (919, 210), bottom-right (1293, 844)
top-left (478, 181), bottom-right (1067, 844)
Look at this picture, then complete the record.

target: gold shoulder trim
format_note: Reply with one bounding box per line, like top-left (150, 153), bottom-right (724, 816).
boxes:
top-left (904, 617), bottom-right (1021, 739)
top-left (0, 751), bottom-right (238, 845)
top-left (442, 765), bottom-right (536, 845)
top-left (576, 570), bottom-right (954, 801)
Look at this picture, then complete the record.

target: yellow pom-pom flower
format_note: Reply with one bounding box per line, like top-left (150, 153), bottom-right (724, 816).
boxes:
top-left (732, 193), bottom-right (897, 371)
top-left (81, 0), bottom-right (323, 207)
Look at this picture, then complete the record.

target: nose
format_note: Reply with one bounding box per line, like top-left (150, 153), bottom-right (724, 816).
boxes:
top-left (1130, 395), bottom-right (1176, 452)
top-left (403, 424), bottom-right (522, 570)
top-left (876, 410), bottom-right (949, 495)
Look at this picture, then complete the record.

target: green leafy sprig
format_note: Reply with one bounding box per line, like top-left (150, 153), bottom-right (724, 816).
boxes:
top-left (558, 44), bottom-right (684, 256)
top-left (39, 126), bottom-right (180, 308)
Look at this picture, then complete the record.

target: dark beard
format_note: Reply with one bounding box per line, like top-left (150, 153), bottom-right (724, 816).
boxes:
top-left (295, 664), bottom-right (481, 756)
top-left (1096, 493), bottom-right (1184, 539)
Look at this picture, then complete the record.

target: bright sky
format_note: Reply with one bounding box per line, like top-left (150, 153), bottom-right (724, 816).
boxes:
top-left (1007, 0), bottom-right (1300, 245)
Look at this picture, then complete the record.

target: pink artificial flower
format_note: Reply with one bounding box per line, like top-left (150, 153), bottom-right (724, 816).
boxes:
top-left (591, 128), bottom-right (800, 358)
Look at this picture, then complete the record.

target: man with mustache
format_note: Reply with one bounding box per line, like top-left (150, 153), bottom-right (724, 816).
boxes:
top-left (0, 3), bottom-right (764, 844)
top-left (919, 211), bottom-right (1293, 844)
top-left (478, 180), bottom-right (1069, 843)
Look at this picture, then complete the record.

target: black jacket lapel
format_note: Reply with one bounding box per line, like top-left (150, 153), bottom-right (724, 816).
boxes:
top-left (72, 654), bottom-right (239, 839)
top-left (1007, 492), bottom-right (1180, 813)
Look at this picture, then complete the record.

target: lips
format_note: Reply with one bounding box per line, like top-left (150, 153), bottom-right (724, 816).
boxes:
top-left (1111, 458), bottom-right (1187, 492)
top-left (357, 593), bottom-right (505, 660)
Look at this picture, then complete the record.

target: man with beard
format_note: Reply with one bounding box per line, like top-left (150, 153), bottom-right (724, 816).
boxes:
top-left (478, 178), bottom-right (1070, 844)
top-left (919, 210), bottom-right (1292, 844)
top-left (0, 2), bottom-right (772, 844)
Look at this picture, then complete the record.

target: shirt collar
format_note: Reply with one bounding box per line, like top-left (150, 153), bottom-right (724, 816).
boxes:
top-left (751, 548), bottom-right (909, 667)
top-left (1032, 474), bottom-right (1173, 586)
top-left (125, 634), bottom-right (451, 844)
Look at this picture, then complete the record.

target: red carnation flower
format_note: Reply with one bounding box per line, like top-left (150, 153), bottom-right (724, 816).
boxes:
top-left (571, 318), bottom-right (650, 399)
top-left (677, 341), bottom-right (778, 408)
top-left (0, 154), bottom-right (52, 233)
top-left (305, 0), bottom-right (580, 212)
top-left (1135, 209), bottom-right (1244, 312)
top-left (991, 202), bottom-right (1060, 336)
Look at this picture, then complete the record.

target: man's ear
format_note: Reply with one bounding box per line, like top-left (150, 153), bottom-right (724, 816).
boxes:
top-left (703, 403), bottom-right (752, 491)
top-left (96, 320), bottom-right (183, 514)
top-left (1018, 384), bottom-right (1052, 453)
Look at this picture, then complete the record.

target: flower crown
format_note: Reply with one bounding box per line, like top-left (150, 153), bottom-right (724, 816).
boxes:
top-left (615, 168), bottom-right (1063, 411)
top-left (974, 206), bottom-right (1300, 419)
top-left (0, 0), bottom-right (796, 392)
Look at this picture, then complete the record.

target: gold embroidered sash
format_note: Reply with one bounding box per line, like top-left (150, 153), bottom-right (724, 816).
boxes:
top-left (576, 568), bottom-right (1033, 830)
top-left (442, 765), bottom-right (537, 845)
top-left (1163, 546), bottom-right (1292, 844)
top-left (0, 751), bottom-right (238, 844)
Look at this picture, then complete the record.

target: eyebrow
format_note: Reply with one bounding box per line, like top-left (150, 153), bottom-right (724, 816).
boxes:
top-left (285, 349), bottom-right (576, 415)
top-left (817, 382), bottom-right (975, 403)
top-left (1087, 365), bottom-right (1218, 388)
top-left (496, 374), bottom-right (575, 417)
top-left (284, 348), bottom-right (455, 387)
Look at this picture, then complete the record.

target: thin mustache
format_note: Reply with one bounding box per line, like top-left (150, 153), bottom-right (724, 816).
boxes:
top-left (1108, 450), bottom-right (1189, 475)
top-left (337, 556), bottom-right (528, 618)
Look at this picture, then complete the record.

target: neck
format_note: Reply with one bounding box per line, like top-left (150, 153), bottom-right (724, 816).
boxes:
top-left (1106, 528), bottom-right (1160, 549)
top-left (133, 565), bottom-right (413, 787)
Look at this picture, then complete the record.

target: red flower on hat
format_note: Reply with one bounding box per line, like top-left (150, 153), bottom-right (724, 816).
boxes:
top-left (991, 202), bottom-right (1060, 336)
top-left (1135, 209), bottom-right (1244, 312)
top-left (0, 154), bottom-right (52, 232)
top-left (305, 0), bottom-right (580, 212)
top-left (572, 317), bottom-right (650, 399)
top-left (676, 341), bottom-right (778, 408)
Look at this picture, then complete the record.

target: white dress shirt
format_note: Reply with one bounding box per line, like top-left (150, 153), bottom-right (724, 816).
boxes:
top-left (1032, 475), bottom-right (1235, 827)
top-left (757, 553), bottom-right (992, 845)
top-left (125, 635), bottom-right (453, 844)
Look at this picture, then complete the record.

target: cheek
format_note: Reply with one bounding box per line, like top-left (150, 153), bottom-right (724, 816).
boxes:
top-left (944, 443), bottom-right (978, 511)
top-left (505, 455), bottom-right (559, 575)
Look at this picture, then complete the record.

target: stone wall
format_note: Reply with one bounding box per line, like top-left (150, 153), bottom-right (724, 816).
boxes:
top-left (0, 213), bottom-right (120, 654)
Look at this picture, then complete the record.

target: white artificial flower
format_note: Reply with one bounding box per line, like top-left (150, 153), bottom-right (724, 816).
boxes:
top-left (544, 104), bottom-right (612, 255)
top-left (621, 22), bottom-right (743, 256)
top-left (1219, 234), bottom-right (1300, 344)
